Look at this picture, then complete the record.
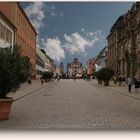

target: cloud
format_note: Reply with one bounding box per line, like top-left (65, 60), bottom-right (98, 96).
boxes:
top-left (24, 2), bottom-right (45, 32)
top-left (40, 30), bottom-right (103, 62)
top-left (60, 12), bottom-right (64, 17)
top-left (89, 32), bottom-right (94, 36)
top-left (41, 37), bottom-right (65, 62)
top-left (46, 4), bottom-right (64, 18)
top-left (63, 32), bottom-right (99, 55)
top-left (81, 28), bottom-right (85, 32)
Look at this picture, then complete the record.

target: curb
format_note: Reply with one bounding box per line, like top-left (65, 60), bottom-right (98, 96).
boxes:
top-left (12, 81), bottom-right (58, 101)
top-left (106, 86), bottom-right (140, 101)
top-left (91, 81), bottom-right (140, 101)
top-left (14, 85), bottom-right (46, 101)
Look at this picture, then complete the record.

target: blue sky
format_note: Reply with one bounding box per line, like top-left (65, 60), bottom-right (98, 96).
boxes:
top-left (21, 2), bottom-right (132, 71)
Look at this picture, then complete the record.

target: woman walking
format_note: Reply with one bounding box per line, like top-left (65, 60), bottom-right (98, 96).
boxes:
top-left (127, 76), bottom-right (133, 93)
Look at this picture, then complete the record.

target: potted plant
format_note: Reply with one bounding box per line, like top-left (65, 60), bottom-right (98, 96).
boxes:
top-left (42, 71), bottom-right (54, 82)
top-left (94, 70), bottom-right (102, 84)
top-left (0, 45), bottom-right (30, 120)
top-left (99, 68), bottom-right (114, 86)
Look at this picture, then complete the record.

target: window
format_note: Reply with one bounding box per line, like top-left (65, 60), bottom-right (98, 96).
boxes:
top-left (0, 23), bottom-right (1, 39)
top-left (19, 14), bottom-right (20, 26)
top-left (6, 29), bottom-right (10, 43)
top-left (1, 24), bottom-right (4, 40)
top-left (16, 11), bottom-right (18, 25)
top-left (10, 32), bottom-right (12, 44)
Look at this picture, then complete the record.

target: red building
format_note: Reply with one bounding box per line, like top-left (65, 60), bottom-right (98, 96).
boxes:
top-left (86, 58), bottom-right (96, 76)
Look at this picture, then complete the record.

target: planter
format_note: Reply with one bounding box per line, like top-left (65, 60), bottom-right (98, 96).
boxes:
top-left (98, 80), bottom-right (102, 84)
top-left (0, 97), bottom-right (14, 120)
top-left (104, 80), bottom-right (109, 86)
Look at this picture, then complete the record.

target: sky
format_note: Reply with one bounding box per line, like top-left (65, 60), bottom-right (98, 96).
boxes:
top-left (21, 2), bottom-right (133, 71)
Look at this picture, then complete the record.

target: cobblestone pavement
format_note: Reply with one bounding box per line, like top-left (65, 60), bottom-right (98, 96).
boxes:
top-left (1, 79), bottom-right (140, 130)
top-left (7, 80), bottom-right (50, 100)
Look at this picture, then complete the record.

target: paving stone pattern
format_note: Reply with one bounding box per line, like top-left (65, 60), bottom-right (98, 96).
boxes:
top-left (1, 79), bottom-right (140, 130)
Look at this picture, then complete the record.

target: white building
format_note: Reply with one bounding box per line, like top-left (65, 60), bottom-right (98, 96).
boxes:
top-left (0, 11), bottom-right (16, 49)
top-left (95, 46), bottom-right (107, 71)
top-left (36, 48), bottom-right (53, 79)
top-left (67, 58), bottom-right (83, 78)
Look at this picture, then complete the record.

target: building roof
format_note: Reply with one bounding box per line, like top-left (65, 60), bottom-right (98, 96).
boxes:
top-left (95, 46), bottom-right (107, 61)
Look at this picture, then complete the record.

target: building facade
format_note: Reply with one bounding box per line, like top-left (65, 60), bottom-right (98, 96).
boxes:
top-left (95, 46), bottom-right (107, 71)
top-left (0, 2), bottom-right (37, 79)
top-left (0, 11), bottom-right (16, 49)
top-left (86, 58), bottom-right (96, 75)
top-left (107, 2), bottom-right (140, 79)
top-left (36, 48), bottom-right (56, 79)
top-left (67, 58), bottom-right (83, 78)
top-left (36, 47), bottom-right (45, 79)
top-left (59, 62), bottom-right (64, 75)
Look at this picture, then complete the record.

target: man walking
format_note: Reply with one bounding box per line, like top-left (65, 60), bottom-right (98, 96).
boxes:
top-left (119, 76), bottom-right (122, 86)
top-left (127, 76), bottom-right (133, 93)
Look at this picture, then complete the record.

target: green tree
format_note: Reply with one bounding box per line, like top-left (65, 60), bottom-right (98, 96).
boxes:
top-left (42, 71), bottom-right (54, 79)
top-left (0, 45), bottom-right (30, 98)
top-left (99, 68), bottom-right (114, 81)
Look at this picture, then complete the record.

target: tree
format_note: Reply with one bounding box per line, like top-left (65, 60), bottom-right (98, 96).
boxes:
top-left (99, 68), bottom-right (114, 81)
top-left (42, 71), bottom-right (54, 80)
top-left (94, 70), bottom-right (102, 80)
top-left (0, 45), bottom-right (30, 98)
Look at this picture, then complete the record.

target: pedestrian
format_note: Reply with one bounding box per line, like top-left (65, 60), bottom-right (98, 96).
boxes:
top-left (134, 78), bottom-right (139, 93)
top-left (41, 78), bottom-right (44, 85)
top-left (138, 80), bottom-right (140, 93)
top-left (119, 76), bottom-right (122, 86)
top-left (122, 76), bottom-right (126, 86)
top-left (74, 74), bottom-right (76, 82)
top-left (57, 75), bottom-right (60, 81)
top-left (127, 76), bottom-right (133, 93)
top-left (113, 76), bottom-right (117, 84)
top-left (28, 76), bottom-right (32, 84)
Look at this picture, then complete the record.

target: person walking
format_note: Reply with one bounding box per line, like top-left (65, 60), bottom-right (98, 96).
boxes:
top-left (122, 76), bottom-right (126, 86)
top-left (74, 74), bottom-right (76, 82)
top-left (28, 76), bottom-right (32, 84)
top-left (134, 78), bottom-right (139, 93)
top-left (127, 76), bottom-right (133, 93)
top-left (57, 75), bottom-right (60, 81)
top-left (119, 76), bottom-right (122, 86)
top-left (41, 78), bottom-right (44, 85)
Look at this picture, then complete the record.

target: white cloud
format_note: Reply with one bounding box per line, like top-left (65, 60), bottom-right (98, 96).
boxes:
top-left (25, 2), bottom-right (45, 32)
top-left (60, 12), bottom-right (64, 17)
top-left (81, 28), bottom-right (85, 32)
top-left (46, 4), bottom-right (64, 18)
top-left (89, 32), bottom-right (94, 36)
top-left (40, 30), bottom-right (103, 61)
top-left (63, 32), bottom-right (99, 55)
top-left (42, 37), bottom-right (65, 62)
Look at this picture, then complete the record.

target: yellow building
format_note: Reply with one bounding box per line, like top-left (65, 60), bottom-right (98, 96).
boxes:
top-left (107, 2), bottom-right (140, 79)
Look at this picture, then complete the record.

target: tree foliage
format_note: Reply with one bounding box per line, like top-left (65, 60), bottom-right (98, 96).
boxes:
top-left (42, 71), bottom-right (54, 79)
top-left (94, 68), bottom-right (114, 81)
top-left (0, 45), bottom-right (30, 98)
